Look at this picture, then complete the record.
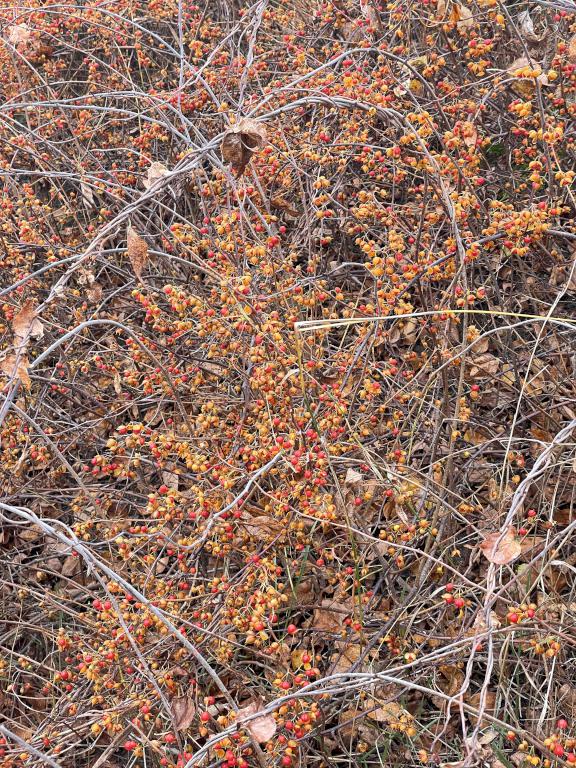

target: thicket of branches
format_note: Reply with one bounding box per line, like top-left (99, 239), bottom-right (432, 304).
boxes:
top-left (1, 0), bottom-right (576, 767)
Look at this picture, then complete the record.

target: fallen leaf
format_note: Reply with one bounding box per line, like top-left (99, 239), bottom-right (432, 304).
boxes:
top-left (87, 283), bottom-right (103, 304)
top-left (144, 161), bottom-right (169, 190)
top-left (80, 177), bottom-right (95, 209)
top-left (337, 707), bottom-right (363, 739)
top-left (344, 468), bottom-right (363, 484)
top-left (519, 535), bottom-right (545, 557)
top-left (479, 527), bottom-right (521, 565)
top-left (518, 10), bottom-right (541, 43)
top-left (236, 701), bottom-right (276, 743)
top-left (1, 353), bottom-right (31, 389)
top-left (479, 728), bottom-right (499, 745)
top-left (330, 642), bottom-right (362, 673)
top-left (469, 353), bottom-right (500, 378)
top-left (455, 3), bottom-right (474, 33)
top-left (61, 555), bottom-right (80, 578)
top-left (270, 196), bottom-right (299, 217)
top-left (461, 120), bottom-right (478, 148)
top-left (170, 696), bottom-right (196, 731)
top-left (310, 597), bottom-right (353, 632)
top-left (239, 513), bottom-right (284, 538)
top-left (360, 0), bottom-right (382, 32)
top-left (464, 690), bottom-right (497, 726)
top-left (12, 300), bottom-right (44, 346)
top-left (162, 469), bottom-right (179, 491)
top-left (127, 224), bottom-right (148, 282)
top-left (7, 23), bottom-right (32, 46)
top-left (365, 699), bottom-right (410, 724)
top-left (470, 610), bottom-right (501, 633)
top-left (507, 56), bottom-right (549, 96)
top-left (436, 0), bottom-right (449, 20)
top-left (221, 118), bottom-right (267, 177)
top-left (569, 34), bottom-right (576, 62)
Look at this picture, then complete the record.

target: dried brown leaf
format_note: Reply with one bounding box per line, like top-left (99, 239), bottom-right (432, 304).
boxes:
top-left (310, 597), bottom-right (352, 632)
top-left (12, 300), bottom-right (43, 346)
top-left (162, 469), bottom-right (180, 491)
top-left (61, 555), bottom-right (80, 579)
top-left (127, 224), bottom-right (148, 282)
top-left (221, 118), bottom-right (267, 177)
top-left (365, 699), bottom-right (408, 723)
top-left (464, 690), bottom-right (497, 726)
top-left (518, 10), bottom-right (541, 43)
top-left (569, 34), bottom-right (576, 62)
top-left (171, 696), bottom-right (196, 731)
top-left (344, 468), bottom-right (363, 484)
top-left (469, 353), bottom-right (500, 378)
top-left (461, 120), bottom-right (478, 148)
top-left (455, 3), bottom-right (474, 32)
top-left (330, 642), bottom-right (362, 673)
top-left (270, 196), bottom-right (299, 217)
top-left (240, 513), bottom-right (284, 538)
top-left (144, 161), bottom-right (169, 190)
top-left (87, 283), bottom-right (103, 304)
top-left (479, 527), bottom-right (521, 565)
top-left (236, 701), bottom-right (276, 743)
top-left (1, 353), bottom-right (31, 389)
top-left (80, 177), bottom-right (95, 209)
top-left (7, 23), bottom-right (32, 46)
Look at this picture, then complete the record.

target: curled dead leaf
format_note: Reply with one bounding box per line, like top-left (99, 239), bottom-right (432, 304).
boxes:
top-left (1, 353), bottom-right (31, 389)
top-left (464, 689), bottom-right (497, 727)
top-left (12, 299), bottom-right (44, 347)
top-left (239, 512), bottom-right (284, 538)
top-left (221, 118), bottom-right (267, 177)
top-left (569, 34), bottom-right (576, 62)
top-left (144, 161), bottom-right (169, 190)
top-left (236, 701), bottom-right (276, 743)
top-left (455, 3), bottom-right (474, 33)
top-left (170, 696), bottom-right (196, 731)
top-left (479, 527), bottom-right (521, 565)
top-left (507, 56), bottom-right (550, 96)
top-left (87, 283), bottom-right (103, 304)
top-left (270, 196), bottom-right (299, 217)
top-left (518, 10), bottom-right (541, 43)
top-left (310, 596), bottom-right (354, 632)
top-left (469, 353), bottom-right (500, 378)
top-left (80, 177), bottom-right (95, 209)
top-left (330, 642), bottom-right (362, 673)
top-left (365, 698), bottom-right (410, 724)
top-left (461, 120), bottom-right (478, 148)
top-left (7, 23), bottom-right (32, 46)
top-left (127, 224), bottom-right (148, 282)
top-left (344, 467), bottom-right (363, 484)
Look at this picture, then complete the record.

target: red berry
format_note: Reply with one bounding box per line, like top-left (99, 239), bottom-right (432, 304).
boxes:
top-left (200, 711), bottom-right (210, 722)
top-left (558, 719), bottom-right (569, 730)
top-left (286, 624), bottom-right (297, 635)
top-left (454, 597), bottom-right (465, 608)
top-left (124, 740), bottom-right (137, 751)
top-left (445, 583), bottom-right (455, 592)
top-left (553, 745), bottom-right (564, 757)
top-left (567, 753), bottom-right (576, 763)
top-left (508, 613), bottom-right (519, 623)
